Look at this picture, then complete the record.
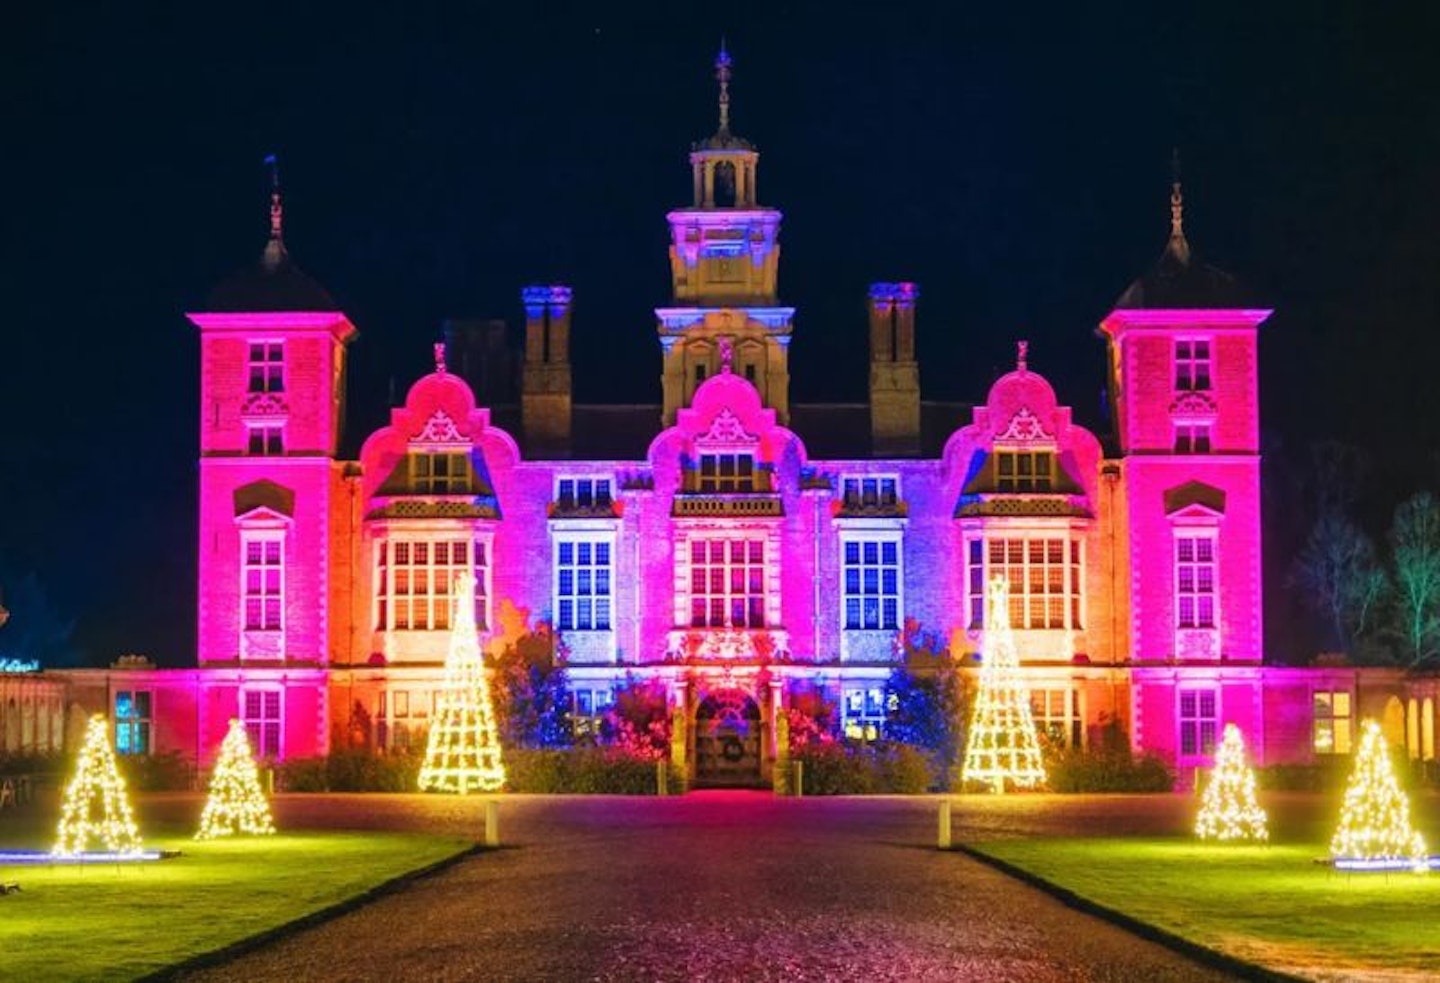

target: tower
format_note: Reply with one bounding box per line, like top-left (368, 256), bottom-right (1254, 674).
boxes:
top-left (867, 282), bottom-right (921, 455)
top-left (188, 160), bottom-right (356, 680)
top-left (658, 44), bottom-right (794, 424)
top-left (521, 285), bottom-right (573, 455)
top-left (1099, 166), bottom-right (1270, 667)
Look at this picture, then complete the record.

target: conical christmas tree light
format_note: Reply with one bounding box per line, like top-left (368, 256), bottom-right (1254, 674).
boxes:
top-left (53, 714), bottom-right (144, 857)
top-left (1195, 722), bottom-right (1268, 841)
top-left (196, 718), bottom-right (276, 839)
top-left (961, 575), bottom-right (1047, 793)
top-left (418, 570), bottom-right (506, 794)
top-left (1331, 719), bottom-right (1426, 867)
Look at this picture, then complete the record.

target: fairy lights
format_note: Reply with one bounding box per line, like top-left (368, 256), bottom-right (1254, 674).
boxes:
top-left (961, 575), bottom-right (1047, 793)
top-left (1195, 722), bottom-right (1268, 841)
top-left (52, 714), bottom-right (144, 858)
top-left (1330, 719), bottom-right (1427, 869)
top-left (196, 717), bottom-right (276, 839)
top-left (418, 571), bottom-right (506, 794)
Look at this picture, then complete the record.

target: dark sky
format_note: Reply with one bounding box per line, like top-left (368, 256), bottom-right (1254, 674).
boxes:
top-left (3, 4), bottom-right (1437, 665)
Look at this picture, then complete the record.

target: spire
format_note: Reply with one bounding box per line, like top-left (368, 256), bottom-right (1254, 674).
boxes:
top-left (1168, 148), bottom-right (1190, 265)
top-left (434, 341), bottom-right (448, 375)
top-left (262, 153), bottom-right (286, 270)
top-left (1016, 339), bottom-right (1028, 373)
top-left (716, 39), bottom-right (732, 136)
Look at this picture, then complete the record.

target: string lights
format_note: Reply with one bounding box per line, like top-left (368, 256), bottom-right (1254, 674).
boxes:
top-left (1195, 722), bottom-right (1268, 841)
top-left (961, 575), bottom-right (1047, 793)
top-left (196, 717), bottom-right (277, 839)
top-left (418, 571), bottom-right (506, 794)
top-left (1331, 719), bottom-right (1427, 870)
top-left (52, 714), bottom-right (144, 858)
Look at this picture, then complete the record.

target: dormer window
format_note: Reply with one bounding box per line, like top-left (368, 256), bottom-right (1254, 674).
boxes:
top-left (996, 450), bottom-right (1054, 492)
top-left (1175, 339), bottom-right (1212, 391)
top-left (248, 342), bottom-right (284, 393)
top-left (557, 478), bottom-right (613, 510)
top-left (842, 477), bottom-right (899, 509)
top-left (699, 453), bottom-right (755, 492)
top-left (413, 452), bottom-right (471, 494)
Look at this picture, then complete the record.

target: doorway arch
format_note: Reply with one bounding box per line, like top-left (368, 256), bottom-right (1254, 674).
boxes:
top-left (694, 688), bottom-right (763, 787)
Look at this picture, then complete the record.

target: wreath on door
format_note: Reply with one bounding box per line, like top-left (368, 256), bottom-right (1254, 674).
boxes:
top-left (720, 736), bottom-right (746, 762)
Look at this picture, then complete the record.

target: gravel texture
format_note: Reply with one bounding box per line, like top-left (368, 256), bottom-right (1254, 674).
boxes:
top-left (169, 793), bottom-right (1242, 983)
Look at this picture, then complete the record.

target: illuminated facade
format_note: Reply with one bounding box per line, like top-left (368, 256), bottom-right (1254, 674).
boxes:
top-left (11, 49), bottom-right (1435, 787)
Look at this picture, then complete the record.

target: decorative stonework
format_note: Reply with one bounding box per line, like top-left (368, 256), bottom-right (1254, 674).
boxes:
top-left (410, 408), bottom-right (466, 446)
top-left (1177, 628), bottom-right (1219, 660)
top-left (996, 407), bottom-right (1052, 443)
top-left (1168, 391), bottom-right (1219, 419)
top-left (240, 393), bottom-right (289, 418)
top-left (240, 630), bottom-right (283, 660)
top-left (665, 628), bottom-right (791, 662)
top-left (840, 630), bottom-right (900, 664)
top-left (366, 501), bottom-right (499, 520)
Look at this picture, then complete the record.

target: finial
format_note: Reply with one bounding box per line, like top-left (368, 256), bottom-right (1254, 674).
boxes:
top-left (265, 153), bottom-right (282, 242)
top-left (715, 40), bottom-right (732, 134)
top-left (719, 336), bottom-right (733, 374)
top-left (434, 342), bottom-right (447, 375)
top-left (1169, 147), bottom-right (1184, 240)
top-left (1017, 340), bottom-right (1028, 373)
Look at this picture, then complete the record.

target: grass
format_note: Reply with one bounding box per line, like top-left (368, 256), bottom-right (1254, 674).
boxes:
top-left (970, 837), bottom-right (1440, 979)
top-left (0, 827), bottom-right (472, 982)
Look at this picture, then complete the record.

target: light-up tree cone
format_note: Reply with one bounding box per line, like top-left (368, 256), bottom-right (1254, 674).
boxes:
top-left (196, 718), bottom-right (276, 839)
top-left (961, 575), bottom-right (1047, 793)
top-left (1331, 719), bottom-right (1426, 865)
top-left (53, 714), bottom-right (144, 857)
top-left (418, 571), bottom-right (506, 793)
top-left (1195, 722), bottom-right (1268, 841)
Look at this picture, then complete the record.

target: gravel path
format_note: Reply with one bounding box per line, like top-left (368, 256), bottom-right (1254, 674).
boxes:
top-left (171, 793), bottom-right (1241, 983)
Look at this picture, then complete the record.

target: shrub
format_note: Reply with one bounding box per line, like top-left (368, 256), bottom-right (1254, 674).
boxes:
top-left (122, 750), bottom-right (195, 791)
top-left (792, 741), bottom-right (936, 795)
top-left (1044, 744), bottom-right (1174, 792)
top-left (276, 748), bottom-right (422, 792)
top-left (505, 747), bottom-right (660, 794)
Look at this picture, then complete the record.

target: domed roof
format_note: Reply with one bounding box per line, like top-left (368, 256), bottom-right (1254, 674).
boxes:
top-left (206, 237), bottom-right (338, 313)
top-left (1113, 234), bottom-right (1252, 310)
top-left (1114, 181), bottom-right (1253, 310)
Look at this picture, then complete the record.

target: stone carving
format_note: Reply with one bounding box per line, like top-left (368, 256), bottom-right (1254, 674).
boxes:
top-left (240, 393), bottom-right (289, 418)
top-left (1177, 628), bottom-right (1218, 660)
top-left (996, 406), bottom-right (1052, 442)
top-left (665, 628), bottom-right (791, 662)
top-left (1168, 391), bottom-right (1218, 418)
top-left (411, 408), bottom-right (466, 445)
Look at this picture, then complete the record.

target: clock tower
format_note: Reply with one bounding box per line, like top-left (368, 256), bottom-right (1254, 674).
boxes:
top-left (657, 44), bottom-right (794, 424)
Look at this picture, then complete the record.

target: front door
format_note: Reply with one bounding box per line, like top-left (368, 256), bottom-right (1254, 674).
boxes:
top-left (694, 689), bottom-right (763, 787)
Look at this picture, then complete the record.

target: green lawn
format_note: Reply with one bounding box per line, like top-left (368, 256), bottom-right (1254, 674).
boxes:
top-left (0, 830), bottom-right (472, 982)
top-left (971, 837), bottom-right (1440, 979)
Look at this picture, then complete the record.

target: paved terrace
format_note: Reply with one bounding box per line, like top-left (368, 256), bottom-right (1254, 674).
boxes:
top-left (152, 792), bottom-right (1246, 983)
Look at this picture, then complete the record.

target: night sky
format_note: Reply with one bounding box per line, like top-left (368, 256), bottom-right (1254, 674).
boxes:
top-left (4, 5), bottom-right (1437, 666)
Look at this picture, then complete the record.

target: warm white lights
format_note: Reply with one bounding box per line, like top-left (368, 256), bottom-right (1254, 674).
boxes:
top-left (1331, 719), bottom-right (1426, 867)
top-left (961, 575), bottom-right (1047, 793)
top-left (52, 714), bottom-right (144, 857)
top-left (1195, 722), bottom-right (1268, 841)
top-left (196, 717), bottom-right (276, 839)
top-left (418, 571), bottom-right (506, 794)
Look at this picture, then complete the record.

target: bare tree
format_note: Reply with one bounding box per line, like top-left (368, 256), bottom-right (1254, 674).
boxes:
top-left (1292, 510), bottom-right (1388, 656)
top-left (1389, 492), bottom-right (1440, 666)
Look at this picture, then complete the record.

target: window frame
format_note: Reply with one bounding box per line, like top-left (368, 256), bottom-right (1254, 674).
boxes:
top-left (240, 686), bottom-right (283, 760)
top-left (247, 340), bottom-right (284, 394)
top-left (1312, 689), bottom-right (1353, 755)
top-left (841, 685), bottom-right (888, 742)
top-left (839, 530), bottom-right (903, 631)
top-left (839, 475), bottom-right (900, 510)
top-left (554, 476), bottom-right (614, 510)
top-left (965, 533), bottom-right (1084, 631)
top-left (246, 422), bottom-right (284, 456)
top-left (1030, 687), bottom-right (1083, 748)
top-left (685, 535), bottom-right (769, 629)
top-left (1175, 530), bottom-right (1219, 630)
top-left (240, 528), bottom-right (285, 637)
top-left (995, 450), bottom-right (1056, 493)
top-left (1174, 337), bottom-right (1213, 392)
top-left (114, 689), bottom-right (152, 756)
top-left (697, 452), bottom-right (757, 493)
top-left (412, 452), bottom-right (472, 495)
top-left (374, 536), bottom-right (492, 632)
top-left (554, 531), bottom-right (615, 632)
top-left (1178, 687), bottom-right (1219, 760)
top-left (1173, 422), bottom-right (1213, 454)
